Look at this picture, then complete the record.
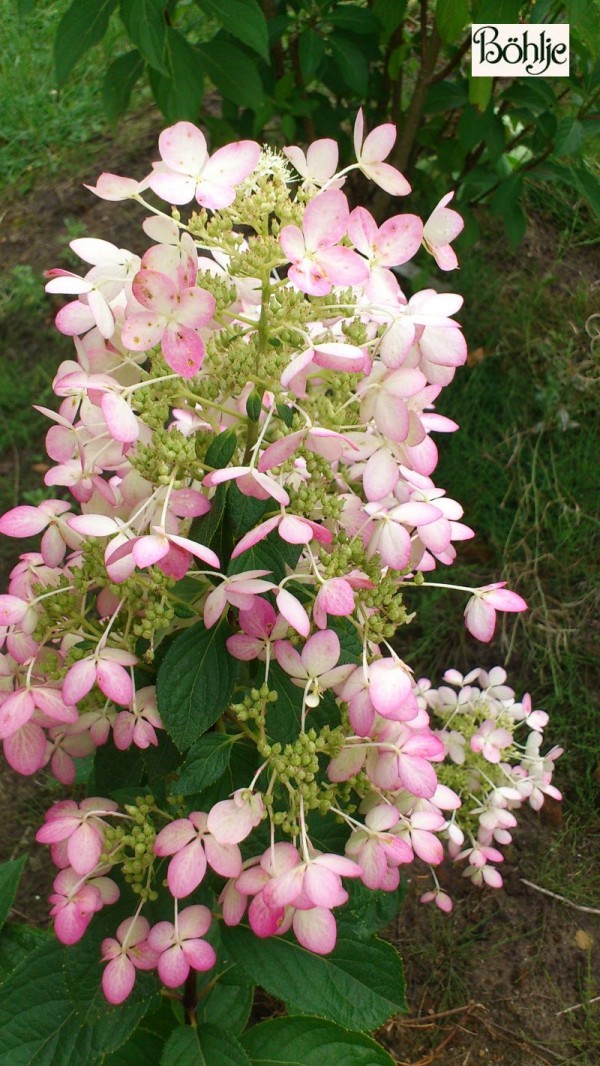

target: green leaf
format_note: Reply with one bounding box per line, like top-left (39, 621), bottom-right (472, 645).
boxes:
top-left (0, 924), bottom-right (51, 983)
top-left (266, 662), bottom-right (303, 743)
top-left (221, 926), bottom-right (406, 1030)
top-left (373, 0), bottom-right (407, 40)
top-left (425, 80), bottom-right (468, 114)
top-left (104, 1028), bottom-right (166, 1065)
top-left (468, 76), bottom-right (493, 112)
top-left (338, 878), bottom-right (406, 940)
top-left (567, 0), bottom-right (600, 50)
top-left (150, 29), bottom-right (205, 122)
top-left (200, 0), bottom-right (269, 61)
top-left (0, 938), bottom-right (157, 1066)
top-left (242, 1016), bottom-right (395, 1065)
top-left (156, 621), bottom-right (238, 750)
top-left (299, 28), bottom-right (325, 82)
top-left (329, 37), bottom-right (368, 96)
top-left (177, 731), bottom-right (239, 794)
top-left (226, 484), bottom-right (269, 540)
top-left (328, 7), bottom-right (378, 33)
top-left (198, 969), bottom-right (254, 1034)
top-left (17, 0), bottom-right (37, 15)
top-left (54, 0), bottom-right (118, 85)
top-left (554, 118), bottom-right (584, 158)
top-left (435, 0), bottom-right (469, 44)
top-left (120, 0), bottom-right (167, 72)
top-left (196, 34), bottom-right (264, 111)
top-left (569, 161), bottom-right (600, 219)
top-left (102, 50), bottom-right (145, 124)
top-left (205, 428), bottom-right (238, 468)
top-left (490, 174), bottom-right (526, 249)
top-left (472, 0), bottom-right (521, 20)
top-left (162, 1023), bottom-right (251, 1065)
top-left (0, 857), bottom-right (26, 930)
top-left (245, 388), bottom-right (263, 423)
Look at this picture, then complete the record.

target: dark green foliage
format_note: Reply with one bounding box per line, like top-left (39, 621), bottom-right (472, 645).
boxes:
top-left (39, 0), bottom-right (600, 243)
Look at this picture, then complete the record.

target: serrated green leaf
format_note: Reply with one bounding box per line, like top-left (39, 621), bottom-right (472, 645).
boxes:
top-left (201, 0), bottom-right (269, 61)
top-left (221, 925), bottom-right (406, 1030)
top-left (0, 857), bottom-right (26, 930)
top-left (198, 968), bottom-right (254, 1034)
top-left (226, 483), bottom-right (269, 540)
top-left (150, 29), bottom-right (205, 122)
top-left (104, 1027), bottom-right (165, 1065)
top-left (554, 117), bottom-right (584, 157)
top-left (162, 1023), bottom-right (251, 1065)
top-left (473, 0), bottom-right (521, 20)
top-left (299, 28), bottom-right (325, 82)
top-left (0, 924), bottom-right (51, 983)
top-left (156, 621), bottom-right (238, 750)
top-left (102, 50), bottom-right (145, 124)
top-left (0, 937), bottom-right (157, 1066)
top-left (242, 1016), bottom-right (395, 1066)
top-left (468, 76), bottom-right (493, 112)
top-left (436, 0), bottom-right (469, 44)
top-left (120, 0), bottom-right (167, 72)
top-left (177, 731), bottom-right (240, 794)
top-left (329, 37), bottom-right (368, 96)
top-left (197, 34), bottom-right (264, 111)
top-left (338, 878), bottom-right (406, 940)
top-left (204, 428), bottom-right (238, 468)
top-left (54, 0), bottom-right (117, 85)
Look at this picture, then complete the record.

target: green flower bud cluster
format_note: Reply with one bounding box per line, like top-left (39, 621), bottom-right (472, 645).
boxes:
top-left (227, 236), bottom-right (285, 280)
top-left (230, 683), bottom-right (276, 727)
top-left (131, 428), bottom-right (197, 486)
top-left (103, 796), bottom-right (158, 902)
top-left (132, 592), bottom-right (175, 641)
top-left (193, 270), bottom-right (237, 317)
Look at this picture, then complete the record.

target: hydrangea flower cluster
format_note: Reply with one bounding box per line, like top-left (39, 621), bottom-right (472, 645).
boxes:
top-left (0, 114), bottom-right (559, 1007)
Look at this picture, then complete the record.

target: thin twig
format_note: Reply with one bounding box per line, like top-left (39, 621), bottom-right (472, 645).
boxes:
top-left (521, 878), bottom-right (600, 915)
top-left (557, 995), bottom-right (600, 1017)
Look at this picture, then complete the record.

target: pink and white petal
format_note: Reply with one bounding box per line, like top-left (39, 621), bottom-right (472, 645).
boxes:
top-left (131, 534), bottom-right (170, 568)
top-left (304, 864), bottom-right (344, 908)
top-left (161, 323), bottom-right (205, 379)
top-left (305, 139), bottom-right (339, 182)
top-left (230, 515), bottom-right (281, 560)
top-left (315, 246), bottom-right (369, 287)
top-left (279, 225), bottom-right (306, 262)
top-left (250, 471), bottom-right (290, 507)
top-left (369, 659), bottom-right (412, 715)
top-left (3, 722), bottom-right (47, 776)
top-left (157, 944), bottom-right (190, 988)
top-left (363, 449), bottom-right (399, 501)
top-left (87, 289), bottom-right (115, 339)
top-left (68, 821), bottom-right (103, 875)
top-left (154, 819), bottom-right (197, 856)
top-left (166, 534), bottom-right (219, 569)
top-left (102, 955), bottom-right (136, 1005)
top-left (84, 173), bottom-right (145, 201)
top-left (257, 432), bottom-right (303, 472)
top-left (274, 640), bottom-right (307, 679)
top-left (132, 270), bottom-right (178, 314)
top-left (203, 140), bottom-right (261, 187)
top-left (397, 754), bottom-right (438, 798)
top-left (363, 161), bottom-right (411, 196)
top-left (347, 206), bottom-right (378, 256)
top-left (0, 505), bottom-right (49, 538)
top-left (312, 341), bottom-right (366, 374)
top-left (121, 312), bottom-right (165, 351)
top-left (159, 122), bottom-right (208, 174)
top-left (55, 301), bottom-right (96, 337)
top-left (182, 938), bottom-right (216, 973)
top-left (464, 597), bottom-right (496, 643)
top-left (411, 829), bottom-right (444, 865)
top-left (0, 690), bottom-right (35, 739)
top-left (203, 836), bottom-right (242, 879)
top-left (101, 393), bottom-right (139, 444)
top-left (147, 168), bottom-right (197, 205)
top-left (62, 659), bottom-right (97, 705)
top-left (303, 189), bottom-right (349, 250)
top-left (167, 840), bottom-right (207, 898)
top-left (96, 661), bottom-right (133, 706)
top-left (360, 123), bottom-right (396, 165)
top-left (276, 589), bottom-right (310, 638)
top-left (248, 893), bottom-right (284, 938)
top-left (376, 214), bottom-right (424, 266)
top-left (302, 629), bottom-right (340, 676)
top-left (178, 904), bottom-right (212, 940)
top-left (292, 906), bottom-right (337, 954)
top-left (175, 286), bottom-right (215, 329)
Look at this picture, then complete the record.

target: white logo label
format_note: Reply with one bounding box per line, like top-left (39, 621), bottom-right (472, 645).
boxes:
top-left (471, 24), bottom-right (569, 77)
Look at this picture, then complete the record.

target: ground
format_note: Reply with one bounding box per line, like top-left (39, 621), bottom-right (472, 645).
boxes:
top-left (0, 114), bottom-right (598, 1066)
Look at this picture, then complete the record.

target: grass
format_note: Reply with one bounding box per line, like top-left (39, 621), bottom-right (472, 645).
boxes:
top-left (0, 0), bottom-right (149, 195)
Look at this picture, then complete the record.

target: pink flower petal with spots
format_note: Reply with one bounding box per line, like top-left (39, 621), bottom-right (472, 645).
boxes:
top-left (132, 269), bottom-right (178, 314)
top-left (376, 214), bottom-right (423, 266)
top-left (121, 312), bottom-right (165, 351)
top-left (175, 286), bottom-right (215, 328)
top-left (159, 122), bottom-right (208, 173)
top-left (162, 323), bottom-right (206, 378)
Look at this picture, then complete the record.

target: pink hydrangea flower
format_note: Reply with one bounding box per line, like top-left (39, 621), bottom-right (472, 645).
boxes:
top-left (464, 582), bottom-right (527, 642)
top-left (113, 686), bottom-right (163, 750)
top-left (147, 905), bottom-right (216, 988)
top-left (36, 797), bottom-right (118, 876)
top-left (274, 630), bottom-right (354, 708)
top-left (423, 192), bottom-right (464, 270)
top-left (101, 916), bottom-right (158, 1005)
top-left (146, 121), bottom-right (260, 209)
top-left (121, 268), bottom-right (215, 378)
top-left (283, 139), bottom-right (341, 189)
top-left (280, 189), bottom-right (369, 296)
top-left (207, 789), bottom-right (264, 845)
top-left (353, 109), bottom-right (411, 196)
top-left (153, 811), bottom-right (242, 898)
